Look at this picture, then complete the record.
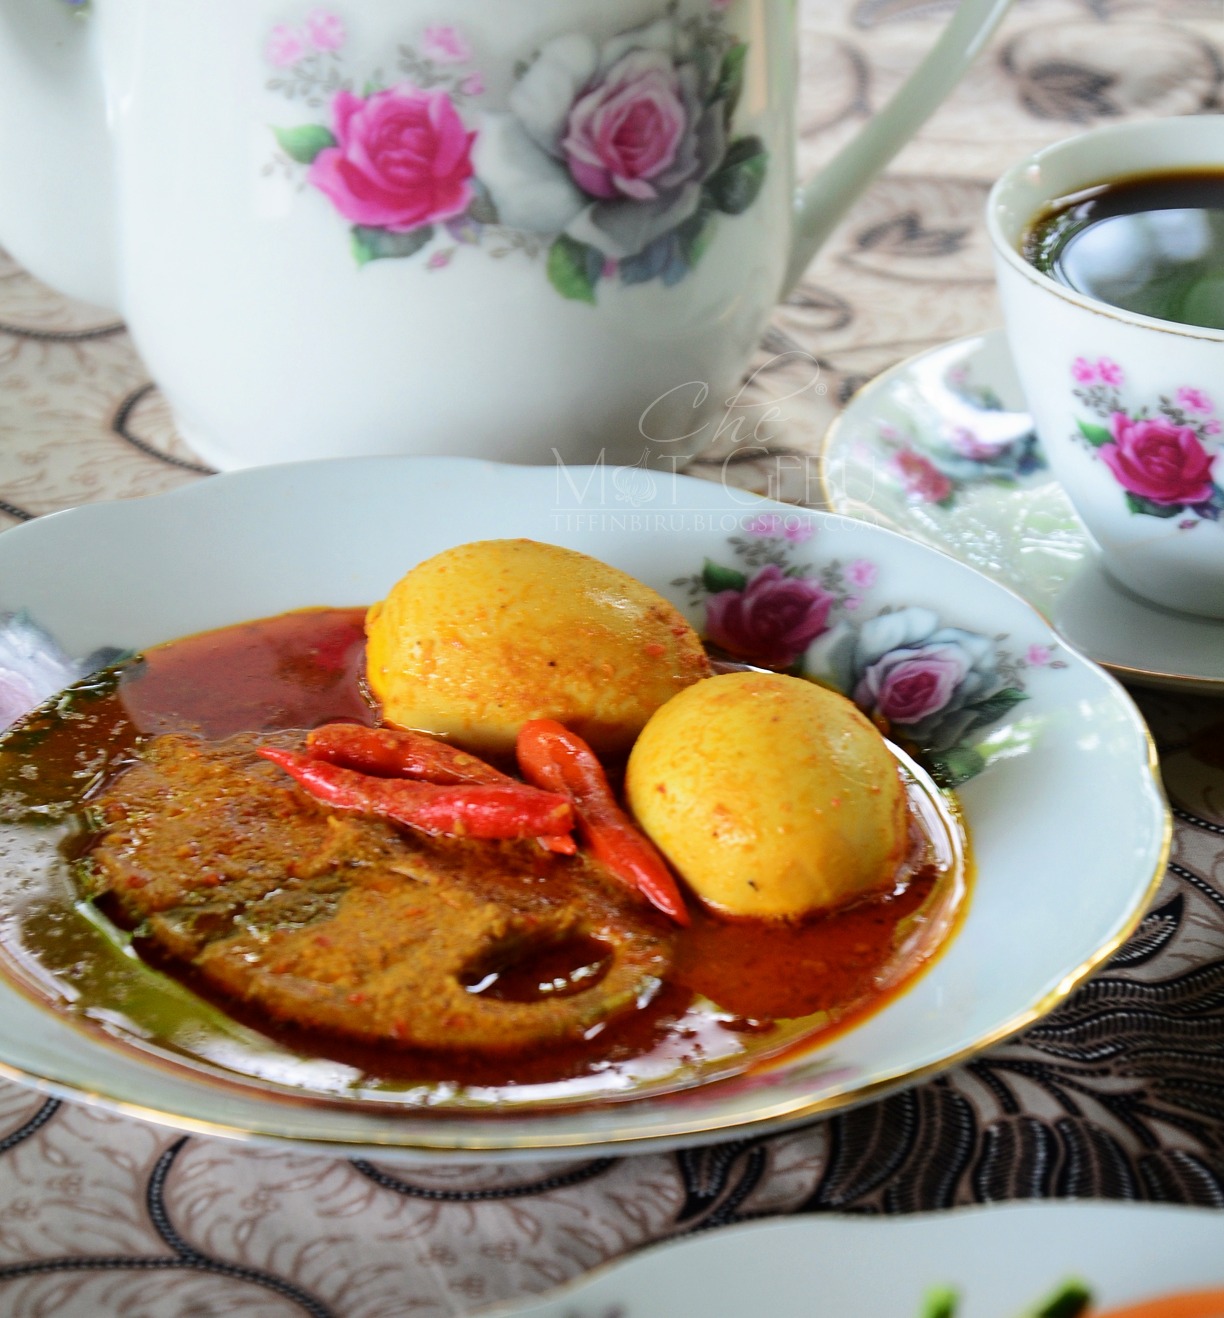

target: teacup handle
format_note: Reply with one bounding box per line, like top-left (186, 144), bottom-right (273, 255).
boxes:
top-left (785, 0), bottom-right (1012, 292)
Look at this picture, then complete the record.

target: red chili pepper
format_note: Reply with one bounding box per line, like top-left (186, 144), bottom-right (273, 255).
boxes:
top-left (259, 746), bottom-right (575, 842)
top-left (515, 719), bottom-right (689, 926)
top-left (305, 724), bottom-right (576, 854)
top-left (306, 723), bottom-right (513, 786)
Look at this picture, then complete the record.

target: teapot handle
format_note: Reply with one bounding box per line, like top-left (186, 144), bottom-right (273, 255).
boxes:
top-left (785, 0), bottom-right (1012, 293)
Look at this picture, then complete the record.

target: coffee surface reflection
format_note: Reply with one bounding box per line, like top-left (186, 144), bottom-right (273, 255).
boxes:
top-left (1025, 170), bottom-right (1224, 331)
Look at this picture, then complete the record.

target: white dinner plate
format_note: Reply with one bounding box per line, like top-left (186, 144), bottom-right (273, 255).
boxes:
top-left (487, 1200), bottom-right (1224, 1317)
top-left (820, 330), bottom-right (1224, 693)
top-left (0, 457), bottom-right (1168, 1161)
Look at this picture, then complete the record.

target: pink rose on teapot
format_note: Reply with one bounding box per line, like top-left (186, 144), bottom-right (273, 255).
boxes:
top-left (309, 89), bottom-right (476, 233)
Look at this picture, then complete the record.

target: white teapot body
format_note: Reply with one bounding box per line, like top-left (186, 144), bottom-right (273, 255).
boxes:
top-left (0, 0), bottom-right (1010, 469)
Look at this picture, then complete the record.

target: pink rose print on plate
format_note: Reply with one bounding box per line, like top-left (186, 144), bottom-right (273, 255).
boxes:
top-left (266, 25), bottom-right (306, 68)
top-left (855, 645), bottom-right (968, 726)
top-left (847, 559), bottom-right (877, 590)
top-left (309, 88), bottom-right (476, 232)
top-left (1177, 386), bottom-right (1214, 415)
top-left (950, 426), bottom-right (1000, 462)
top-left (304, 9), bottom-right (345, 52)
top-left (685, 542), bottom-right (1047, 784)
top-left (847, 609), bottom-right (1012, 755)
top-left (890, 448), bottom-right (953, 504)
top-left (705, 565), bottom-right (834, 669)
top-left (421, 25), bottom-right (472, 65)
top-left (1101, 413), bottom-right (1215, 506)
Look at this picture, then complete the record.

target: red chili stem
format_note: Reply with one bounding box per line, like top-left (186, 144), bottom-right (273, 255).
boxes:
top-left (259, 746), bottom-right (574, 840)
top-left (515, 719), bottom-right (689, 926)
top-left (306, 723), bottom-right (513, 786)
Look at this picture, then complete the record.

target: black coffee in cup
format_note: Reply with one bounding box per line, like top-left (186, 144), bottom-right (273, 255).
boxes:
top-left (1023, 170), bottom-right (1224, 331)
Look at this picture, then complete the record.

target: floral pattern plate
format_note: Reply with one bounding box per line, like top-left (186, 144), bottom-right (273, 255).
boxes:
top-left (0, 458), bottom-right (1167, 1161)
top-left (820, 330), bottom-right (1224, 693)
top-left (487, 1201), bottom-right (1224, 1317)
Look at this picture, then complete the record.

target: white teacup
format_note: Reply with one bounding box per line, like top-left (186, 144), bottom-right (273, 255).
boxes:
top-left (989, 116), bottom-right (1224, 620)
top-left (0, 0), bottom-right (1012, 470)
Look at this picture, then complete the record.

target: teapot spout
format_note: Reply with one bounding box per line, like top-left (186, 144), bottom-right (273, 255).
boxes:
top-left (0, 0), bottom-right (118, 312)
top-left (785, 0), bottom-right (1011, 294)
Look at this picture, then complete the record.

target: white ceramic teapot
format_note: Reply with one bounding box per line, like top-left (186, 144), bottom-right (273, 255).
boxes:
top-left (0, 0), bottom-right (1009, 469)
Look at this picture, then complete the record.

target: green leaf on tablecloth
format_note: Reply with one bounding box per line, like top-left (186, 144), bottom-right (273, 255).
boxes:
top-left (272, 123), bottom-right (336, 164)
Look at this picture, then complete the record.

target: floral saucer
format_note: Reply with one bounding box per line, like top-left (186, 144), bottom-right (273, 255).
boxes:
top-left (820, 330), bottom-right (1224, 693)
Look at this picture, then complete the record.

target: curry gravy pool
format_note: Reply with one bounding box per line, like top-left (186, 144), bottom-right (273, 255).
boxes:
top-left (0, 609), bottom-right (966, 1111)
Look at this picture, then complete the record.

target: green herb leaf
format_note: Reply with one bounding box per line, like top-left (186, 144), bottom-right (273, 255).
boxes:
top-left (1124, 492), bottom-right (1184, 519)
top-left (1075, 418), bottom-right (1113, 448)
top-left (547, 234), bottom-right (603, 304)
top-left (918, 1286), bottom-right (959, 1318)
top-left (1028, 1279), bottom-right (1094, 1318)
top-left (351, 224), bottom-right (435, 266)
top-left (705, 136), bottom-right (769, 215)
top-left (701, 560), bottom-right (748, 594)
top-left (272, 123), bottom-right (337, 165)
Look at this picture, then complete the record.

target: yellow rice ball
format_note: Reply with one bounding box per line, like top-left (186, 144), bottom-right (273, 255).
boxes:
top-left (625, 671), bottom-right (909, 919)
top-left (365, 539), bottom-right (711, 755)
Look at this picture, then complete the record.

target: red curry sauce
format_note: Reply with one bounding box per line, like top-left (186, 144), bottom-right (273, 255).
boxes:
top-left (0, 608), bottom-right (966, 1105)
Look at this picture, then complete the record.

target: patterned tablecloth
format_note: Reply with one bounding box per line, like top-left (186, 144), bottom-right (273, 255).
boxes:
top-left (2, 0), bottom-right (1224, 1313)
